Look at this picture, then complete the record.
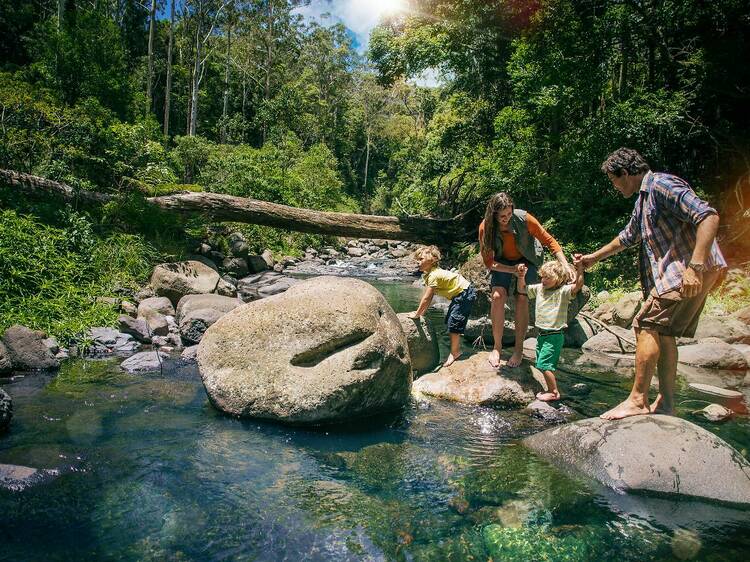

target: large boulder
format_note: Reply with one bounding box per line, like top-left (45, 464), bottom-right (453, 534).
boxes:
top-left (524, 415), bottom-right (750, 505)
top-left (0, 342), bottom-right (12, 375)
top-left (117, 315), bottom-right (151, 343)
top-left (678, 340), bottom-right (748, 370)
top-left (693, 315), bottom-right (750, 344)
top-left (397, 314), bottom-right (439, 373)
top-left (197, 276), bottom-right (411, 424)
top-left (0, 388), bottom-right (11, 431)
top-left (612, 291), bottom-right (643, 328)
top-left (412, 352), bottom-right (536, 407)
top-left (150, 261), bottom-right (221, 305)
top-left (176, 294), bottom-right (240, 321)
top-left (581, 325), bottom-right (636, 354)
top-left (1, 325), bottom-right (59, 371)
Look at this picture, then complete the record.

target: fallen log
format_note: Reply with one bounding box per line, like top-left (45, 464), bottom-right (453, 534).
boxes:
top-left (0, 169), bottom-right (458, 243)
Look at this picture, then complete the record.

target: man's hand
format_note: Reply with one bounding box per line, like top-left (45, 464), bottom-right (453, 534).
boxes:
top-left (408, 311), bottom-right (422, 319)
top-left (681, 267), bottom-right (703, 298)
top-left (574, 253), bottom-right (596, 270)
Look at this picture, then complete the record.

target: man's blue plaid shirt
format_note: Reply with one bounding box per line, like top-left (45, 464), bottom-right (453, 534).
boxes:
top-left (618, 171), bottom-right (727, 297)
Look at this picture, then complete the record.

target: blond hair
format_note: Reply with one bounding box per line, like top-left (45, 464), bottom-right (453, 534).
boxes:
top-left (481, 192), bottom-right (515, 251)
top-left (538, 260), bottom-right (568, 288)
top-left (414, 245), bottom-right (441, 264)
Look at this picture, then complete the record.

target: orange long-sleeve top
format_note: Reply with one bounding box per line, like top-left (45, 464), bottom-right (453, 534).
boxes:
top-left (478, 213), bottom-right (562, 269)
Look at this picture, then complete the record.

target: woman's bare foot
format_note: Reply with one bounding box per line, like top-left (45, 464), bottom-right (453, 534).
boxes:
top-left (506, 351), bottom-right (523, 368)
top-left (536, 391), bottom-right (560, 402)
top-left (600, 398), bottom-right (650, 420)
top-left (650, 394), bottom-right (675, 416)
top-left (488, 349), bottom-right (501, 369)
top-left (443, 353), bottom-right (462, 367)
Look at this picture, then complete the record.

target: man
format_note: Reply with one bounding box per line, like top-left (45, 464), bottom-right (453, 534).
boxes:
top-left (576, 147), bottom-right (726, 420)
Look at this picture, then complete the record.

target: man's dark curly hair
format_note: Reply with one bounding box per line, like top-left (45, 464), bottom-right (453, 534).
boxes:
top-left (600, 147), bottom-right (651, 177)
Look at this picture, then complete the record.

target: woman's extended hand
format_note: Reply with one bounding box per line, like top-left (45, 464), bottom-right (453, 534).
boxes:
top-left (516, 263), bottom-right (528, 278)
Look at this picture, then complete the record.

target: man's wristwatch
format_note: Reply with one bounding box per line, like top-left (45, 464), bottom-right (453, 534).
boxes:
top-left (688, 262), bottom-right (706, 274)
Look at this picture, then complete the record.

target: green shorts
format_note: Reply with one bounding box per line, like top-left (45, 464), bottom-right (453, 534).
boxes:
top-left (536, 332), bottom-right (564, 371)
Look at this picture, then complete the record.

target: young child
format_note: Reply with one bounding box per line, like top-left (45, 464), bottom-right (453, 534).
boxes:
top-left (409, 245), bottom-right (477, 367)
top-left (517, 258), bottom-right (584, 401)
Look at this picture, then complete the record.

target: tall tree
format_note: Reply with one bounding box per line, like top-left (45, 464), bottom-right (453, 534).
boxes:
top-left (163, 0), bottom-right (176, 135)
top-left (146, 0), bottom-right (157, 113)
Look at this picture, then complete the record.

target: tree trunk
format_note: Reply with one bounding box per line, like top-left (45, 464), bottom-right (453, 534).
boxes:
top-left (363, 130), bottom-right (371, 192)
top-left (146, 0), bottom-right (157, 113)
top-left (221, 20), bottom-right (231, 143)
top-left (0, 169), bottom-right (459, 243)
top-left (164, 0), bottom-right (176, 136)
top-left (262, 0), bottom-right (274, 144)
top-left (190, 24), bottom-right (202, 136)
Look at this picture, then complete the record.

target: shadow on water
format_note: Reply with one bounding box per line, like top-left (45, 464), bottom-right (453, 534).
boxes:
top-left (1, 278), bottom-right (750, 560)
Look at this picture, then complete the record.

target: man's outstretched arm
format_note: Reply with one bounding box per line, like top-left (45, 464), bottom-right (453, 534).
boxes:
top-left (577, 236), bottom-right (625, 269)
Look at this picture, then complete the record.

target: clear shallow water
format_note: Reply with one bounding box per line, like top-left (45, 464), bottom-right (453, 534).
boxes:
top-left (1, 280), bottom-right (749, 561)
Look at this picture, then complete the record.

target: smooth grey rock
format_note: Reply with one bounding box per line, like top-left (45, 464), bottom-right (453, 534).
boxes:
top-left (463, 317), bottom-right (517, 346)
top-left (186, 254), bottom-right (219, 272)
top-left (581, 325), bottom-right (636, 354)
top-left (0, 388), bottom-right (11, 431)
top-left (732, 343), bottom-right (750, 366)
top-left (698, 403), bottom-right (733, 422)
top-left (246, 254), bottom-right (269, 274)
top-left (733, 305), bottom-right (750, 325)
top-left (0, 342), bottom-right (12, 374)
top-left (237, 272), bottom-right (299, 302)
top-left (134, 286), bottom-right (155, 303)
top-left (176, 293), bottom-right (240, 321)
top-left (694, 315), bottom-right (750, 344)
top-left (412, 352), bottom-right (536, 407)
top-left (524, 415), bottom-right (750, 505)
top-left (565, 316), bottom-right (598, 348)
top-left (179, 308), bottom-right (226, 344)
top-left (389, 248), bottom-right (409, 258)
top-left (207, 250), bottom-right (225, 265)
top-left (261, 249), bottom-right (275, 268)
top-left (397, 313), bottom-right (439, 373)
top-left (1, 325), bottom-right (59, 370)
top-left (0, 463), bottom-right (56, 491)
top-left (120, 351), bottom-right (169, 374)
top-left (229, 240), bottom-right (249, 258)
top-left (87, 327), bottom-right (140, 355)
top-left (222, 257), bottom-right (249, 277)
top-left (347, 247), bottom-right (366, 257)
top-left (150, 261), bottom-right (221, 305)
top-left (612, 291), bottom-right (643, 328)
top-left (118, 315), bottom-right (151, 343)
top-left (139, 311), bottom-right (169, 336)
top-left (120, 300), bottom-right (138, 316)
top-left (678, 341), bottom-right (748, 370)
top-left (273, 263), bottom-right (285, 273)
top-left (181, 345), bottom-right (199, 362)
top-left (524, 400), bottom-right (574, 424)
top-left (215, 278), bottom-right (237, 297)
top-left (198, 276), bottom-right (411, 424)
top-left (42, 337), bottom-right (59, 355)
top-left (137, 296), bottom-right (175, 318)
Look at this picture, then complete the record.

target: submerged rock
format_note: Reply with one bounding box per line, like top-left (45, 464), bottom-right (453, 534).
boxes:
top-left (120, 351), bottom-right (169, 374)
top-left (524, 400), bottom-right (574, 424)
top-left (0, 388), bottom-right (11, 431)
top-left (397, 313), bottom-right (439, 373)
top-left (198, 276), bottom-right (411, 424)
top-left (696, 403), bottom-right (733, 422)
top-left (1, 325), bottom-right (60, 371)
top-left (0, 463), bottom-right (57, 491)
top-left (412, 352), bottom-right (536, 407)
top-left (524, 415), bottom-right (750, 505)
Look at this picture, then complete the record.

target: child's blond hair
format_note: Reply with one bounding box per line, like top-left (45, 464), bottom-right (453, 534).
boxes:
top-left (538, 260), bottom-right (568, 288)
top-left (414, 245), bottom-right (441, 264)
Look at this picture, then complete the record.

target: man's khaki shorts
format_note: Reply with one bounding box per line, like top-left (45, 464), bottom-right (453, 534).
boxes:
top-left (632, 270), bottom-right (721, 338)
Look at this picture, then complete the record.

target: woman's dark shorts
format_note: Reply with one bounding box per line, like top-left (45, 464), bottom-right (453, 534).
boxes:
top-left (446, 285), bottom-right (477, 334)
top-left (490, 258), bottom-right (539, 292)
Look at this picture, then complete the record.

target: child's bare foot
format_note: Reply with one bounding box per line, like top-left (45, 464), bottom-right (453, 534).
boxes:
top-left (536, 391), bottom-right (560, 402)
top-left (650, 394), bottom-right (675, 416)
top-left (443, 353), bottom-right (462, 367)
top-left (600, 398), bottom-right (650, 420)
top-left (506, 351), bottom-right (523, 368)
top-left (488, 349), bottom-right (501, 369)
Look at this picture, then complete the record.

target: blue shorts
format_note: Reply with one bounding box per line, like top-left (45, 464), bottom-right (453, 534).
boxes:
top-left (490, 258), bottom-right (539, 291)
top-left (446, 285), bottom-right (477, 334)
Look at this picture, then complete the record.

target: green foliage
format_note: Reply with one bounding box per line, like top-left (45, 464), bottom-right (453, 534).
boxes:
top-left (0, 209), bottom-right (157, 343)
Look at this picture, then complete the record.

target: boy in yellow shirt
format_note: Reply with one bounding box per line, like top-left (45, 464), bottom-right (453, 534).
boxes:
top-left (409, 245), bottom-right (477, 367)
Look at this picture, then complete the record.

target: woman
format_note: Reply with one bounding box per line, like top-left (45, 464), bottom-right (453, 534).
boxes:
top-left (478, 192), bottom-right (573, 368)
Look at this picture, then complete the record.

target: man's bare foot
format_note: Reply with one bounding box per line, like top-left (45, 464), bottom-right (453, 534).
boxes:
top-left (443, 353), bottom-right (462, 367)
top-left (536, 391), bottom-right (560, 402)
top-left (506, 351), bottom-right (523, 368)
top-left (650, 394), bottom-right (675, 416)
top-left (600, 398), bottom-right (650, 420)
top-left (488, 349), bottom-right (501, 369)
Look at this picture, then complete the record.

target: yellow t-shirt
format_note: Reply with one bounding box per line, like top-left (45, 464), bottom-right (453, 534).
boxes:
top-left (423, 267), bottom-right (470, 300)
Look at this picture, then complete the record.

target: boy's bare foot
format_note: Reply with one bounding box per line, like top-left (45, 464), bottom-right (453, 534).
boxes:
top-left (488, 349), bottom-right (501, 369)
top-left (536, 391), bottom-right (560, 402)
top-left (650, 394), bottom-right (675, 416)
top-left (600, 398), bottom-right (650, 420)
top-left (506, 351), bottom-right (523, 368)
top-left (443, 353), bottom-right (462, 367)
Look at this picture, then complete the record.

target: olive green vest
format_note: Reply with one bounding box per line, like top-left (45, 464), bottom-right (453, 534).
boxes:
top-left (492, 209), bottom-right (545, 267)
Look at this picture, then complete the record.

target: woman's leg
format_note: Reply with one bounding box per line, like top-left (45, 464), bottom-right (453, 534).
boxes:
top-left (508, 292), bottom-right (529, 367)
top-left (489, 286), bottom-right (508, 368)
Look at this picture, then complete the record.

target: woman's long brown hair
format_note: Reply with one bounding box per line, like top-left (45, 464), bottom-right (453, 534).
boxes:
top-left (481, 192), bottom-right (514, 251)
